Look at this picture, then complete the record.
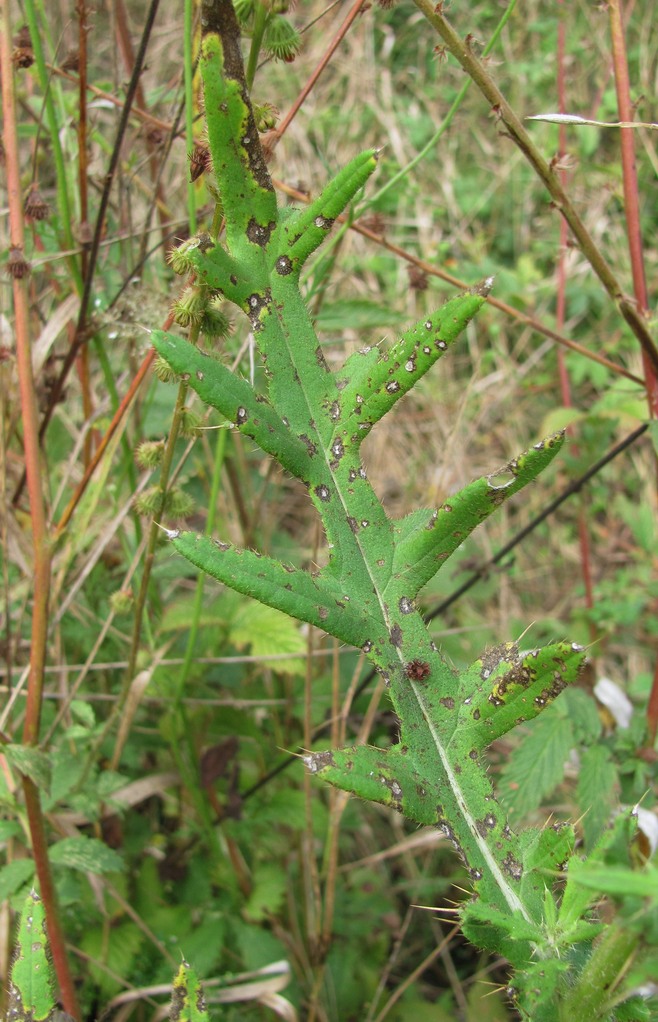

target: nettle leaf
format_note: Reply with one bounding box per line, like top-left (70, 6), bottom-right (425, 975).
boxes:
top-left (244, 862), bottom-right (288, 922)
top-left (80, 920), bottom-right (144, 999)
top-left (7, 890), bottom-right (55, 1022)
top-left (49, 747), bottom-right (86, 805)
top-left (49, 835), bottom-right (123, 874)
top-left (0, 860), bottom-right (36, 902)
top-left (577, 744), bottom-right (618, 849)
top-left (560, 685), bottom-right (602, 743)
top-left (228, 601), bottom-right (306, 673)
top-left (499, 702), bottom-right (575, 818)
top-left (5, 744), bottom-right (51, 791)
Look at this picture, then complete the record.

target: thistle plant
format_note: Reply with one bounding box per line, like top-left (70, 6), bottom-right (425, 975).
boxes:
top-left (148, 2), bottom-right (654, 1018)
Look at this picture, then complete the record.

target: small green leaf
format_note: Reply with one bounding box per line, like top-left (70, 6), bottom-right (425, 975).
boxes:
top-left (570, 864), bottom-right (658, 900)
top-left (48, 836), bottom-right (123, 874)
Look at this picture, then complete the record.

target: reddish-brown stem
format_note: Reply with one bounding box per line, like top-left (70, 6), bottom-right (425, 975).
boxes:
top-left (1, 11), bottom-right (79, 1016)
top-left (608, 0), bottom-right (658, 741)
top-left (22, 780), bottom-right (80, 1017)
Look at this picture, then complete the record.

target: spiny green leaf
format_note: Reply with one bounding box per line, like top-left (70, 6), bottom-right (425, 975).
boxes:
top-left (168, 531), bottom-right (388, 650)
top-left (151, 331), bottom-right (314, 480)
top-left (454, 640), bottom-right (586, 748)
top-left (171, 961), bottom-right (210, 1022)
top-left (200, 29), bottom-right (276, 256)
top-left (390, 432), bottom-right (565, 597)
top-left (334, 285), bottom-right (491, 445)
top-left (7, 890), bottom-right (55, 1022)
top-left (304, 744), bottom-right (431, 822)
top-left (152, 9), bottom-right (591, 1006)
top-left (270, 149), bottom-right (378, 272)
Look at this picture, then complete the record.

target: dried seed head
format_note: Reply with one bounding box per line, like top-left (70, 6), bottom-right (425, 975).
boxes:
top-left (358, 212), bottom-right (386, 235)
top-left (6, 246), bottom-right (30, 279)
top-left (189, 141), bottom-right (211, 182)
top-left (13, 25), bottom-right (31, 47)
top-left (13, 47), bottom-right (35, 68)
top-left (407, 264), bottom-right (429, 291)
top-left (60, 49), bottom-right (80, 72)
top-left (24, 185), bottom-right (51, 221)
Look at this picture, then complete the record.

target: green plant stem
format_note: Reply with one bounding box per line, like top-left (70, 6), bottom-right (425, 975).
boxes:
top-left (411, 0), bottom-right (658, 378)
top-left (245, 0), bottom-right (268, 89)
top-left (560, 923), bottom-right (638, 1021)
top-left (0, 9), bottom-right (78, 1016)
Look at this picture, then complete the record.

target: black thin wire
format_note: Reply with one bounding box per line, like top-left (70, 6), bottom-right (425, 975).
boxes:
top-left (241, 422), bottom-right (649, 801)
